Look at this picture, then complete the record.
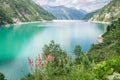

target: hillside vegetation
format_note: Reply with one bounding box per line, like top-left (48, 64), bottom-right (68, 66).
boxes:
top-left (90, 0), bottom-right (120, 22)
top-left (0, 0), bottom-right (55, 25)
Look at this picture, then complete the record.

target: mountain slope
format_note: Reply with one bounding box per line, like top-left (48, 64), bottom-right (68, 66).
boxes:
top-left (0, 0), bottom-right (55, 25)
top-left (83, 10), bottom-right (98, 20)
top-left (43, 6), bottom-right (86, 20)
top-left (90, 0), bottom-right (120, 22)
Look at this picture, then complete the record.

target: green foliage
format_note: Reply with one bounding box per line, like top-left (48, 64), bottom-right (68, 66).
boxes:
top-left (0, 73), bottom-right (5, 80)
top-left (93, 53), bottom-right (120, 80)
top-left (88, 18), bottom-right (120, 79)
top-left (107, 54), bottom-right (120, 73)
top-left (74, 45), bottom-right (82, 56)
top-left (21, 73), bottom-right (35, 80)
top-left (21, 41), bottom-right (95, 80)
top-left (88, 18), bottom-right (120, 62)
top-left (42, 40), bottom-right (70, 75)
top-left (43, 40), bottom-right (65, 56)
top-left (93, 61), bottom-right (113, 79)
top-left (0, 5), bottom-right (13, 25)
top-left (73, 45), bottom-right (84, 63)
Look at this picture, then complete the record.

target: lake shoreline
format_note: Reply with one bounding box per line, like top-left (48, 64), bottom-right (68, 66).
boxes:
top-left (3, 20), bottom-right (110, 27)
top-left (89, 21), bottom-right (111, 24)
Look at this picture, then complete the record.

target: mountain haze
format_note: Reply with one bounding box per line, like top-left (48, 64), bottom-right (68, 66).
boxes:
top-left (33, 0), bottom-right (111, 12)
top-left (43, 5), bottom-right (87, 20)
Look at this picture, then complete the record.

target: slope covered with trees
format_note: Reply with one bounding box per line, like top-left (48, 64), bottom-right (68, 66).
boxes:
top-left (90, 0), bottom-right (120, 22)
top-left (0, 0), bottom-right (55, 25)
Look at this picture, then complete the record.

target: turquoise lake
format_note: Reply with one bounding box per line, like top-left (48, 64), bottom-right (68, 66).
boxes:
top-left (0, 22), bottom-right (107, 80)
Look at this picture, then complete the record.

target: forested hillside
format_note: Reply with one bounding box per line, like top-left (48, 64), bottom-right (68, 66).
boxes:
top-left (90, 0), bottom-right (120, 22)
top-left (88, 18), bottom-right (120, 62)
top-left (0, 0), bottom-right (55, 25)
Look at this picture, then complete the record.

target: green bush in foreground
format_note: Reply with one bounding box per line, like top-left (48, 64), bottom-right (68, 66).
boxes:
top-left (0, 73), bottom-right (5, 80)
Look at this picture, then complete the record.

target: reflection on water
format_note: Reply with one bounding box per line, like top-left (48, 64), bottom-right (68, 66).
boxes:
top-left (0, 22), bottom-right (107, 80)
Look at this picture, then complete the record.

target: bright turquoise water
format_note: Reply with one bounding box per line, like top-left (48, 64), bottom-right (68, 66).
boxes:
top-left (0, 22), bottom-right (107, 80)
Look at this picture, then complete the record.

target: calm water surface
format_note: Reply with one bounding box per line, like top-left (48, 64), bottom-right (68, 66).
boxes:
top-left (0, 22), bottom-right (107, 80)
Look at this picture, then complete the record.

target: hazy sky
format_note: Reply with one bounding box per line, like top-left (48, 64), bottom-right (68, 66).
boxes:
top-left (33, 0), bottom-right (111, 12)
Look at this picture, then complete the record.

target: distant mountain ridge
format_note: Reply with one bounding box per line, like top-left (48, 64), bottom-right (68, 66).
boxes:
top-left (0, 0), bottom-right (55, 25)
top-left (90, 0), bottom-right (120, 21)
top-left (83, 10), bottom-right (98, 20)
top-left (43, 5), bottom-right (87, 20)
